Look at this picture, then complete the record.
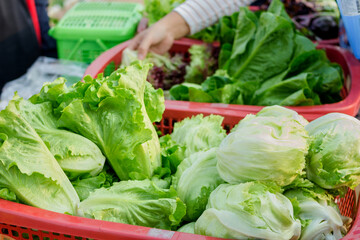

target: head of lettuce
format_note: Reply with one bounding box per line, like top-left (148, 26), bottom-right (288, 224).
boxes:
top-left (195, 182), bottom-right (301, 240)
top-left (305, 113), bottom-right (360, 189)
top-left (217, 106), bottom-right (309, 186)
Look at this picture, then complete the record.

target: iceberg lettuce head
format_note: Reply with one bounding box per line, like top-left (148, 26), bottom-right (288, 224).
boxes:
top-left (217, 106), bottom-right (309, 186)
top-left (305, 113), bottom-right (360, 189)
top-left (285, 187), bottom-right (351, 240)
top-left (195, 182), bottom-right (301, 240)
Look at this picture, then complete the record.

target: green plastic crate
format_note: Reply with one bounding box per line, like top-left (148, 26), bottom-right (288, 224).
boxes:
top-left (49, 2), bottom-right (143, 64)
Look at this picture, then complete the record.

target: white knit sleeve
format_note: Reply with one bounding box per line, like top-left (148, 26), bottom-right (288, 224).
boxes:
top-left (173, 0), bottom-right (254, 34)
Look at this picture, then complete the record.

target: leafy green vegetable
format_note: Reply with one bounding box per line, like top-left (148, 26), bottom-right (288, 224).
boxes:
top-left (285, 187), bottom-right (351, 240)
top-left (217, 106), bottom-right (308, 186)
top-left (253, 105), bottom-right (309, 126)
top-left (31, 62), bottom-right (164, 180)
top-left (77, 179), bottom-right (186, 230)
top-left (178, 222), bottom-right (195, 234)
top-left (305, 113), bottom-right (360, 189)
top-left (121, 48), bottom-right (182, 74)
top-left (159, 135), bottom-right (185, 175)
top-left (171, 114), bottom-right (226, 157)
top-left (72, 173), bottom-right (108, 201)
top-left (227, 9), bottom-right (295, 85)
top-left (251, 73), bottom-right (321, 106)
top-left (184, 45), bottom-right (217, 84)
top-left (219, 11), bottom-right (240, 46)
top-left (144, 81), bottom-right (165, 122)
top-left (267, 0), bottom-right (293, 22)
top-left (169, 83), bottom-right (200, 101)
top-left (169, 0), bottom-right (343, 107)
top-left (195, 182), bottom-right (301, 240)
top-left (121, 48), bottom-right (187, 90)
top-left (172, 148), bottom-right (224, 221)
top-left (72, 164), bottom-right (119, 201)
top-left (0, 99), bottom-right (79, 214)
top-left (286, 49), bottom-right (343, 103)
top-left (190, 24), bottom-right (220, 43)
top-left (13, 96), bottom-right (105, 180)
top-left (144, 0), bottom-right (184, 25)
top-left (0, 188), bottom-right (19, 202)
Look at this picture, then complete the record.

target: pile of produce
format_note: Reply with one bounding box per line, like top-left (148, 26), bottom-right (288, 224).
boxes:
top-left (130, 0), bottom-right (343, 107)
top-left (121, 48), bottom-right (189, 90)
top-left (0, 61), bottom-right (358, 239)
top-left (254, 0), bottom-right (340, 40)
top-left (144, 0), bottom-right (339, 42)
top-left (169, 0), bottom-right (343, 106)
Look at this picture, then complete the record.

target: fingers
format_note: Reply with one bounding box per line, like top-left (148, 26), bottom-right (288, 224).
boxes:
top-left (128, 30), bottom-right (152, 60)
top-left (137, 35), bottom-right (152, 60)
top-left (128, 39), bottom-right (139, 50)
top-left (128, 33), bottom-right (143, 50)
top-left (149, 35), bottom-right (174, 55)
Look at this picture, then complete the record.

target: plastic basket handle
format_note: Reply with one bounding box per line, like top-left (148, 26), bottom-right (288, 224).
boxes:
top-left (96, 39), bottom-right (109, 51)
top-left (67, 38), bottom-right (84, 59)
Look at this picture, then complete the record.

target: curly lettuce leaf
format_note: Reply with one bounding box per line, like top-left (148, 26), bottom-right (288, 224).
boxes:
top-left (184, 45), bottom-right (216, 84)
top-left (172, 148), bottom-right (224, 221)
top-left (31, 62), bottom-right (164, 181)
top-left (171, 114), bottom-right (226, 157)
top-left (305, 113), bottom-right (360, 189)
top-left (77, 179), bottom-right (186, 230)
top-left (144, 0), bottom-right (185, 25)
top-left (71, 164), bottom-right (119, 201)
top-left (159, 134), bottom-right (185, 175)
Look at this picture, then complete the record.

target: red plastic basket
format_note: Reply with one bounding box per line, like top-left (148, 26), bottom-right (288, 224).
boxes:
top-left (317, 38), bottom-right (340, 45)
top-left (0, 111), bottom-right (360, 240)
top-left (84, 38), bottom-right (360, 121)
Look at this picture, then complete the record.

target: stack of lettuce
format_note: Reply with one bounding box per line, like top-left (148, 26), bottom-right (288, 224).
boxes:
top-left (0, 62), bottom-right (185, 229)
top-left (0, 61), bottom-right (359, 239)
top-left (186, 106), bottom-right (357, 240)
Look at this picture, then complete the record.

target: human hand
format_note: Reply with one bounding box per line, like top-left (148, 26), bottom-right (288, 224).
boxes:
top-left (128, 11), bottom-right (190, 60)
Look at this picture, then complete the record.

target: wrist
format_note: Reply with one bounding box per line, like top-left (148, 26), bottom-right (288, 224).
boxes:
top-left (160, 11), bottom-right (190, 40)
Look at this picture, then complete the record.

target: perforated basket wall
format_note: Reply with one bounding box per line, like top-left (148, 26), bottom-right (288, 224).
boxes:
top-left (49, 2), bottom-right (143, 64)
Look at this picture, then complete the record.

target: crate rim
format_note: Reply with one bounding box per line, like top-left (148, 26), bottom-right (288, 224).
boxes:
top-left (0, 188), bottom-right (359, 240)
top-left (84, 39), bottom-right (360, 121)
top-left (0, 199), bottom-right (222, 240)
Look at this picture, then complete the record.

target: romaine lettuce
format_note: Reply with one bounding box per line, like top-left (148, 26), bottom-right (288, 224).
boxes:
top-left (0, 100), bottom-right (79, 214)
top-left (12, 96), bottom-right (105, 180)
